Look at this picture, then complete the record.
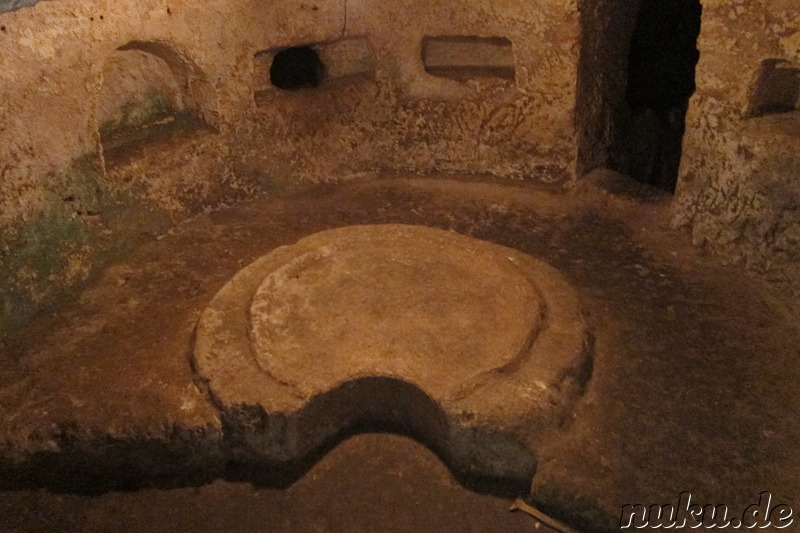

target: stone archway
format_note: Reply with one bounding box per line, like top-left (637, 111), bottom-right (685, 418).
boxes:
top-left (97, 40), bottom-right (218, 159)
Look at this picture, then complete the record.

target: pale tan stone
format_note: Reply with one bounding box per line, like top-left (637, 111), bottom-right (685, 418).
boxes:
top-left (194, 224), bottom-right (590, 478)
top-left (675, 0), bottom-right (800, 307)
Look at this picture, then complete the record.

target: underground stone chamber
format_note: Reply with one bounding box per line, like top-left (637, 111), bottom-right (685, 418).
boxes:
top-left (1, 0), bottom-right (800, 531)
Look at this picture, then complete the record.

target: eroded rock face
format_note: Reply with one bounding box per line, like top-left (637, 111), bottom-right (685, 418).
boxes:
top-left (674, 0), bottom-right (800, 307)
top-left (0, 0), bottom-right (584, 337)
top-left (194, 224), bottom-right (592, 482)
top-left (3, 0), bottom-right (797, 343)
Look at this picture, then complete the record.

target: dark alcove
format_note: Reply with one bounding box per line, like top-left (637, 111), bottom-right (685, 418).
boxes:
top-left (624, 0), bottom-right (702, 192)
top-left (747, 59), bottom-right (800, 117)
top-left (270, 46), bottom-right (325, 90)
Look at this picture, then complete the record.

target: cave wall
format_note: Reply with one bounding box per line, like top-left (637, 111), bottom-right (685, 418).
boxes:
top-left (237, 0), bottom-right (580, 186)
top-left (575, 0), bottom-right (640, 176)
top-left (0, 0), bottom-right (258, 336)
top-left (8, 0), bottom-right (796, 335)
top-left (0, 0), bottom-right (583, 337)
top-left (674, 0), bottom-right (800, 301)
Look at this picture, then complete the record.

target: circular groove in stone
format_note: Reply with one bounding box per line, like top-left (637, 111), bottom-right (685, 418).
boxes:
top-left (249, 231), bottom-right (543, 396)
top-left (194, 223), bottom-right (590, 430)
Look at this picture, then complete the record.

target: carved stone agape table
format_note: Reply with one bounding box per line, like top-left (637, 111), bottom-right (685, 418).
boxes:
top-left (194, 224), bottom-right (591, 483)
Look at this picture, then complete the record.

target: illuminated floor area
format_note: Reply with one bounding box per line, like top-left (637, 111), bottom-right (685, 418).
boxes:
top-left (1, 174), bottom-right (798, 531)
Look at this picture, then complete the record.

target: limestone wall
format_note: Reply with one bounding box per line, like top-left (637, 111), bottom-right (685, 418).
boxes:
top-left (0, 0), bottom-right (583, 336)
top-left (575, 0), bottom-right (640, 176)
top-left (0, 0), bottom-right (256, 335)
top-left (236, 0), bottom-right (580, 186)
top-left (675, 0), bottom-right (800, 301)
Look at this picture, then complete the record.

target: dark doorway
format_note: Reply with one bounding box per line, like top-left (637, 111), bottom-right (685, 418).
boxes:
top-left (625, 0), bottom-right (702, 192)
top-left (270, 46), bottom-right (325, 91)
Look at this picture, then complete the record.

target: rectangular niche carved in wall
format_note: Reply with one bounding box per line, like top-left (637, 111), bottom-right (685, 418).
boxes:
top-left (747, 59), bottom-right (800, 117)
top-left (253, 37), bottom-right (374, 103)
top-left (422, 36), bottom-right (515, 81)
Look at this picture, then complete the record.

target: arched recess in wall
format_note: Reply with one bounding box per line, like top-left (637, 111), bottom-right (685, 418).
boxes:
top-left (96, 40), bottom-right (219, 164)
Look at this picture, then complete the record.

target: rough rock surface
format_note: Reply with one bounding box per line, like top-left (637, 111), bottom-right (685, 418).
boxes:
top-left (674, 0), bottom-right (800, 311)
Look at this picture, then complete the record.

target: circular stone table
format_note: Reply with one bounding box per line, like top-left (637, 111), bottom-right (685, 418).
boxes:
top-left (194, 224), bottom-right (591, 482)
